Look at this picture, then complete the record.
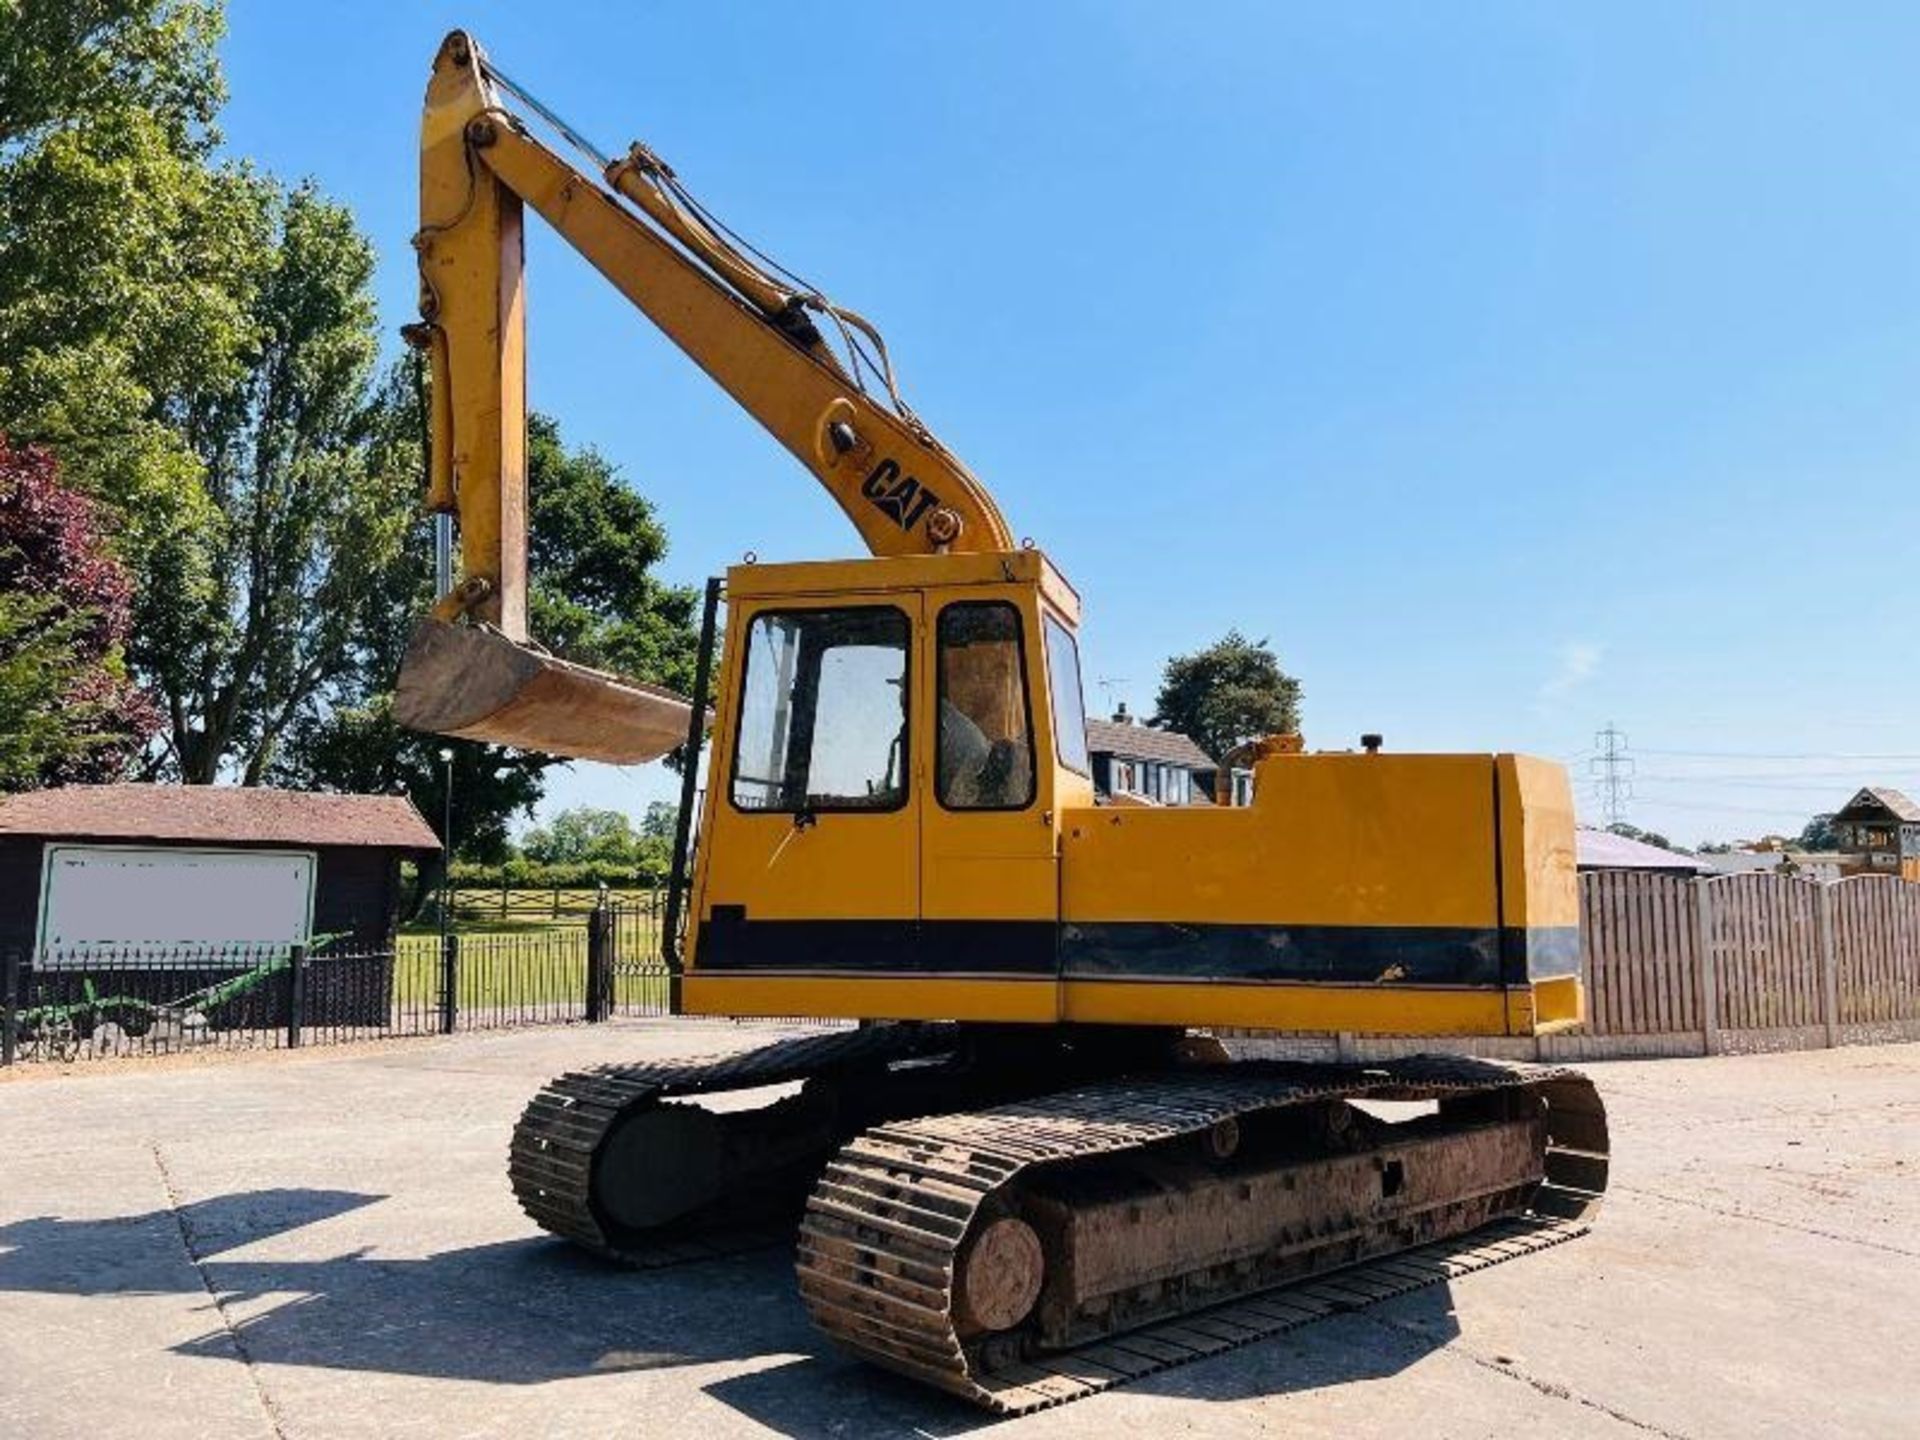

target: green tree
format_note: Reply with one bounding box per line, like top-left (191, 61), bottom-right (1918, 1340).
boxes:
top-left (1152, 631), bottom-right (1302, 766)
top-left (143, 182), bottom-right (403, 783)
top-left (1797, 814), bottom-right (1840, 852)
top-left (522, 806), bottom-right (640, 866)
top-left (0, 1), bottom-right (247, 651)
top-left (514, 804), bottom-right (674, 889)
top-left (1606, 821), bottom-right (1677, 853)
top-left (0, 3), bottom-right (413, 786)
top-left (0, 438), bottom-right (157, 787)
top-left (0, 593), bottom-right (101, 785)
top-left (640, 799), bottom-right (678, 839)
top-left (524, 416), bottom-right (700, 691)
top-left (0, 1), bottom-right (223, 147)
top-left (2, 3), bottom-right (700, 832)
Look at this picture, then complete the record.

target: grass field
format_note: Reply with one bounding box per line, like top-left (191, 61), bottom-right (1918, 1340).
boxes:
top-left (389, 912), bottom-right (669, 1014)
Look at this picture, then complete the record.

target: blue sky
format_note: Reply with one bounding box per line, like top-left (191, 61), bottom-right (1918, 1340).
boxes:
top-left (221, 3), bottom-right (1920, 847)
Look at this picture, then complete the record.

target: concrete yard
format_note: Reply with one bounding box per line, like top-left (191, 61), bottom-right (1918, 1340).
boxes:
top-left (1, 1023), bottom-right (1914, 1439)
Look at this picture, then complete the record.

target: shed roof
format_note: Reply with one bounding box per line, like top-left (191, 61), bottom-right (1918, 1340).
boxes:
top-left (1575, 827), bottom-right (1710, 874)
top-left (0, 785), bottom-right (441, 851)
top-left (1085, 719), bottom-right (1215, 770)
top-left (1834, 787), bottom-right (1920, 823)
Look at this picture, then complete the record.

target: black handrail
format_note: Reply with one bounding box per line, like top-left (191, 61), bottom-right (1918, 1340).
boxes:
top-left (663, 575), bottom-right (723, 984)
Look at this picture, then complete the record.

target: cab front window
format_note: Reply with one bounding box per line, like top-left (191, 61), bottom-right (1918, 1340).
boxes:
top-left (730, 607), bottom-right (909, 812)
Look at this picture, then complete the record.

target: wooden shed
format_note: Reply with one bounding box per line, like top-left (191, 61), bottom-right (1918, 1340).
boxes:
top-left (0, 791), bottom-right (439, 1036)
top-left (0, 784), bottom-right (439, 954)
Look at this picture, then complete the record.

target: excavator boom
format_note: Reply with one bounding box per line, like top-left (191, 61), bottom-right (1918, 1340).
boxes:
top-left (396, 31), bottom-right (1011, 761)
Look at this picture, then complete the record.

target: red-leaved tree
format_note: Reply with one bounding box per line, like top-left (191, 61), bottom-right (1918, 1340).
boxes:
top-left (0, 437), bottom-right (159, 787)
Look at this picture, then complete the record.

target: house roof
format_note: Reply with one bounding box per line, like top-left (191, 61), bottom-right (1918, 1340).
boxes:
top-left (0, 785), bottom-right (441, 851)
top-left (1575, 828), bottom-right (1710, 874)
top-left (1085, 719), bottom-right (1216, 770)
top-left (1835, 787), bottom-right (1920, 823)
top-left (1697, 849), bottom-right (1841, 877)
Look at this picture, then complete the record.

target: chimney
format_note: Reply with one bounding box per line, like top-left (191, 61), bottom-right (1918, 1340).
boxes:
top-left (1113, 701), bottom-right (1134, 725)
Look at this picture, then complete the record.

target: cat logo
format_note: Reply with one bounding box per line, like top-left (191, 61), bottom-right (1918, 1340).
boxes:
top-left (860, 459), bottom-right (942, 533)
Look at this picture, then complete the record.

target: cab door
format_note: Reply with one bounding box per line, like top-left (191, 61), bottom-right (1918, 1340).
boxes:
top-left (916, 586), bottom-right (1060, 988)
top-left (693, 596), bottom-right (920, 973)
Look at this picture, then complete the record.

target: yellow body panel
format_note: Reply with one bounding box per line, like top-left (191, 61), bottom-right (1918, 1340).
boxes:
top-left (1059, 981), bottom-right (1515, 1034)
top-left (681, 975), bottom-right (1058, 1025)
top-left (693, 589), bottom-right (922, 930)
top-left (918, 574), bottom-right (1064, 928)
top-left (1499, 754), bottom-right (1581, 931)
top-left (1059, 753), bottom-right (1499, 929)
top-left (685, 552), bottom-right (1085, 966)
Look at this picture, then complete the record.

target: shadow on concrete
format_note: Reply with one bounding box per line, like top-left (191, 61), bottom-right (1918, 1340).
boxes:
top-left (0, 1190), bottom-right (1460, 1434)
top-left (176, 1238), bottom-right (816, 1382)
top-left (703, 1282), bottom-right (1463, 1438)
top-left (0, 1189), bottom-right (383, 1298)
top-left (0, 1190), bottom-right (810, 1381)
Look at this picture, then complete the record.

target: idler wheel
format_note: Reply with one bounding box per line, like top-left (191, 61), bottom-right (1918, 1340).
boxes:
top-left (594, 1104), bottom-right (725, 1231)
top-left (1205, 1116), bottom-right (1241, 1161)
top-left (955, 1217), bottom-right (1044, 1333)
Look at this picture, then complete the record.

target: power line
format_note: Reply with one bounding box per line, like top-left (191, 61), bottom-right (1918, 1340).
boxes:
top-left (1630, 770), bottom-right (1920, 781)
top-left (1627, 797), bottom-right (1826, 818)
top-left (1635, 756), bottom-right (1920, 768)
top-left (1632, 775), bottom-right (1913, 792)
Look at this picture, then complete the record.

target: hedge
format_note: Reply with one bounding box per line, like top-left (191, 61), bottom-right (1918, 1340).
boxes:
top-left (447, 857), bottom-right (670, 889)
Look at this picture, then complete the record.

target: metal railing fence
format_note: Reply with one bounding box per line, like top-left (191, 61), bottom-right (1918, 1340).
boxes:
top-left (1, 908), bottom-right (678, 1065)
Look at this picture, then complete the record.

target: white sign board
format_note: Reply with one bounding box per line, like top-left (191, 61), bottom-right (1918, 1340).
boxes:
top-left (37, 845), bottom-right (317, 964)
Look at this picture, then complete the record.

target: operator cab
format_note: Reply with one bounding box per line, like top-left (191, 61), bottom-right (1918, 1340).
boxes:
top-left (682, 549), bottom-right (1090, 1021)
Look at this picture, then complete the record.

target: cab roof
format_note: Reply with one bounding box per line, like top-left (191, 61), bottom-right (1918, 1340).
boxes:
top-left (724, 549), bottom-right (1081, 624)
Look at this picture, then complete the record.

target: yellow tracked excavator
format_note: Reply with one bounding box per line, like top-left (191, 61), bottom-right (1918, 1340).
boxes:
top-left (395, 31), bottom-right (1609, 1413)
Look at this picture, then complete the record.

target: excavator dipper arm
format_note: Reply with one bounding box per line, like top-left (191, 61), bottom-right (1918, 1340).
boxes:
top-left (397, 31), bottom-right (1012, 762)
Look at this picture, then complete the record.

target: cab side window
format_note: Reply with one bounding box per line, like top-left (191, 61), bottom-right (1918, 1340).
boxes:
top-left (937, 602), bottom-right (1035, 810)
top-left (731, 607), bottom-right (909, 812)
top-left (1044, 614), bottom-right (1091, 776)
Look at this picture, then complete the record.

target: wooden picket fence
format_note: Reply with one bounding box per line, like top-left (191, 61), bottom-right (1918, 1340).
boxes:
top-left (449, 885), bottom-right (664, 924)
top-left (1576, 871), bottom-right (1920, 1055)
top-left (1230, 871), bottom-right (1920, 1063)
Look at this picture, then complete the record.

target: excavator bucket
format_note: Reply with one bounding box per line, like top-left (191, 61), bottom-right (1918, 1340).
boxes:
top-left (394, 618), bottom-right (694, 764)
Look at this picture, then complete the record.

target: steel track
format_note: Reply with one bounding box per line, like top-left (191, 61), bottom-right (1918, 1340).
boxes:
top-left (796, 1056), bottom-right (1608, 1413)
top-left (507, 1023), bottom-right (961, 1264)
